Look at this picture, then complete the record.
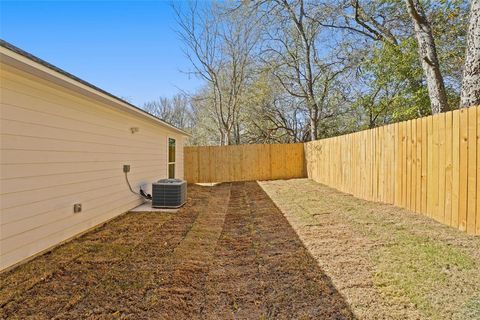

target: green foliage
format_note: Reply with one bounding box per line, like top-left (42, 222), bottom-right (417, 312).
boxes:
top-left (339, 0), bottom-right (468, 132)
top-left (349, 37), bottom-right (431, 130)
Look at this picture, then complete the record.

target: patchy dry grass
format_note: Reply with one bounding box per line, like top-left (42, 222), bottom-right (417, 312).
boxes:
top-left (0, 182), bottom-right (354, 319)
top-left (4, 178), bottom-right (477, 319)
top-left (260, 179), bottom-right (480, 320)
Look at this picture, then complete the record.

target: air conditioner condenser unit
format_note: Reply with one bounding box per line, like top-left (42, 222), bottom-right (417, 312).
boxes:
top-left (152, 179), bottom-right (187, 208)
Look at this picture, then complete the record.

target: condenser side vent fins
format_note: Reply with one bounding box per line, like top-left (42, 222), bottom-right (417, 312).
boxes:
top-left (152, 179), bottom-right (187, 208)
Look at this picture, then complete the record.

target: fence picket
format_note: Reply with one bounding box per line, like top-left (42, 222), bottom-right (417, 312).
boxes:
top-left (459, 109), bottom-right (469, 231)
top-left (467, 107), bottom-right (477, 234)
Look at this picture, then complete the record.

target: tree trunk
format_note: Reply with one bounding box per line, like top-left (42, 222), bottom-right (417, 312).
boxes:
top-left (460, 0), bottom-right (480, 108)
top-left (405, 0), bottom-right (449, 114)
top-left (369, 109), bottom-right (375, 129)
top-left (224, 129), bottom-right (232, 145)
top-left (220, 131), bottom-right (225, 146)
top-left (234, 122), bottom-right (241, 144)
top-left (309, 112), bottom-right (317, 141)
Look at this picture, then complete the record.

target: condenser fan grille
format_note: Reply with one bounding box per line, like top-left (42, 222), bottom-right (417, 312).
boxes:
top-left (152, 179), bottom-right (187, 208)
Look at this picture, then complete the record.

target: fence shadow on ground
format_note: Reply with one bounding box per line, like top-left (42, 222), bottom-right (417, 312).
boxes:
top-left (223, 181), bottom-right (356, 319)
top-left (0, 182), bottom-right (356, 319)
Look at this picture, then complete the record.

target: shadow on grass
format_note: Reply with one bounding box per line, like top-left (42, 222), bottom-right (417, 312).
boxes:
top-left (0, 182), bottom-right (356, 319)
top-left (199, 181), bottom-right (356, 319)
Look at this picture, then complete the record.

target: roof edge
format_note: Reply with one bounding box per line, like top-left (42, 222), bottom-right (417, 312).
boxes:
top-left (0, 39), bottom-right (191, 137)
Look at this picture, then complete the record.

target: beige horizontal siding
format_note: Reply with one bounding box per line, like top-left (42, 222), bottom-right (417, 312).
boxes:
top-left (1, 198), bottom-right (139, 270)
top-left (1, 170), bottom-right (158, 217)
top-left (1, 149), bottom-right (164, 164)
top-left (0, 63), bottom-right (186, 270)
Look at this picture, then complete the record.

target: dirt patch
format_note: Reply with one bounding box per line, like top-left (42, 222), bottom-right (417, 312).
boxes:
top-left (260, 178), bottom-right (480, 320)
top-left (1, 182), bottom-right (354, 319)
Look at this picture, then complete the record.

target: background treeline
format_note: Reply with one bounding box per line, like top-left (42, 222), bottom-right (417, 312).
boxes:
top-left (143, 0), bottom-right (479, 146)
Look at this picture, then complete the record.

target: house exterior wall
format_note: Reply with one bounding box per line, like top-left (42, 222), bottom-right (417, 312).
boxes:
top-left (0, 63), bottom-right (185, 271)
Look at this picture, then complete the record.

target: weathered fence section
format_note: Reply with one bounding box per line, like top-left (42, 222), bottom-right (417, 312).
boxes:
top-left (305, 105), bottom-right (479, 235)
top-left (184, 143), bottom-right (306, 183)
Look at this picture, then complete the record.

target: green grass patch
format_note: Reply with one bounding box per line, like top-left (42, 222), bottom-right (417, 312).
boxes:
top-left (457, 295), bottom-right (480, 320)
top-left (374, 233), bottom-right (476, 319)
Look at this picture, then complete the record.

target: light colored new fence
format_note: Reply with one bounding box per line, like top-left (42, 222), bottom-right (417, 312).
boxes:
top-left (184, 106), bottom-right (479, 236)
top-left (305, 105), bottom-right (480, 235)
top-left (184, 143), bottom-right (306, 183)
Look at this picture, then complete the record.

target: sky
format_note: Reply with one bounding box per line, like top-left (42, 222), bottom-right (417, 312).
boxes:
top-left (0, 0), bottom-right (203, 106)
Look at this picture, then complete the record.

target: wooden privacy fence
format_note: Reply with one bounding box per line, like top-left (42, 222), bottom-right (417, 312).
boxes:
top-left (305, 105), bottom-right (480, 235)
top-left (184, 143), bottom-right (306, 183)
top-left (184, 106), bottom-right (479, 236)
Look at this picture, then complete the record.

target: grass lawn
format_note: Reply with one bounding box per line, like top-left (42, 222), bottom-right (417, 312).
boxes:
top-left (0, 182), bottom-right (353, 319)
top-left (260, 179), bottom-right (480, 320)
top-left (1, 179), bottom-right (479, 319)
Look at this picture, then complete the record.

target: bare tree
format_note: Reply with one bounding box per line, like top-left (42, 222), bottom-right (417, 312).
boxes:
top-left (404, 0), bottom-right (449, 113)
top-left (460, 0), bottom-right (480, 108)
top-left (247, 92), bottom-right (306, 143)
top-left (317, 0), bottom-right (403, 45)
top-left (143, 94), bottom-right (194, 130)
top-left (174, 2), bottom-right (258, 145)
top-left (188, 89), bottom-right (223, 145)
top-left (255, 0), bottom-right (347, 141)
top-left (173, 0), bottom-right (469, 145)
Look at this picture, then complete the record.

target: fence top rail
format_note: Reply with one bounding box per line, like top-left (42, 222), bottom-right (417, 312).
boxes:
top-left (185, 142), bottom-right (305, 149)
top-left (305, 105), bottom-right (478, 146)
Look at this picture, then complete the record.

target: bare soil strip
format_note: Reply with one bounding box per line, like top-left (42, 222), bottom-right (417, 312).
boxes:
top-left (1, 182), bottom-right (354, 319)
top-left (260, 178), bottom-right (480, 320)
